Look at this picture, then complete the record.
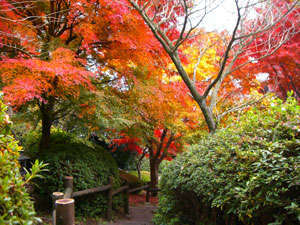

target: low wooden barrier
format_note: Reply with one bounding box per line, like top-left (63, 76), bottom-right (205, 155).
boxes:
top-left (52, 175), bottom-right (153, 224)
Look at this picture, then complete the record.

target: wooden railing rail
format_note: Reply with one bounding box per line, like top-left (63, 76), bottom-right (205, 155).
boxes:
top-left (112, 185), bottom-right (129, 196)
top-left (52, 175), bottom-right (157, 224)
top-left (72, 184), bottom-right (112, 198)
top-left (128, 184), bottom-right (149, 193)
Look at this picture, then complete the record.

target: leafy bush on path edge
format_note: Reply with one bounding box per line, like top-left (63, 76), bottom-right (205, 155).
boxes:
top-left (154, 95), bottom-right (300, 225)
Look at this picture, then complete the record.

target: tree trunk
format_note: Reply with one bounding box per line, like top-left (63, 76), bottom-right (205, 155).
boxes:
top-left (197, 98), bottom-right (217, 133)
top-left (170, 53), bottom-right (217, 133)
top-left (39, 102), bottom-right (54, 152)
top-left (39, 115), bottom-right (52, 152)
top-left (150, 158), bottom-right (159, 196)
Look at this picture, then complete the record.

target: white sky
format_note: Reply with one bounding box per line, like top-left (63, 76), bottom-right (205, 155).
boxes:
top-left (191, 0), bottom-right (262, 32)
top-left (200, 0), bottom-right (238, 32)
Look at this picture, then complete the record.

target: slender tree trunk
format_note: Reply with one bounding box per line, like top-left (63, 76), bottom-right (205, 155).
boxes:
top-left (150, 158), bottom-right (159, 196)
top-left (136, 162), bottom-right (141, 180)
top-left (39, 102), bottom-right (54, 152)
top-left (136, 151), bottom-right (146, 180)
top-left (39, 111), bottom-right (52, 152)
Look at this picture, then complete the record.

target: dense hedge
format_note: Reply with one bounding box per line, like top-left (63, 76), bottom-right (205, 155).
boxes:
top-left (154, 96), bottom-right (300, 225)
top-left (0, 95), bottom-right (40, 224)
top-left (25, 129), bottom-right (122, 217)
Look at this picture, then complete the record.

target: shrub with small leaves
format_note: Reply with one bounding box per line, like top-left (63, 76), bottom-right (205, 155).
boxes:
top-left (0, 93), bottom-right (46, 224)
top-left (154, 94), bottom-right (300, 225)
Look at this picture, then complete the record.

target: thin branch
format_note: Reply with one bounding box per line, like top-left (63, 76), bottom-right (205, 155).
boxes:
top-left (203, 0), bottom-right (241, 98)
top-left (217, 93), bottom-right (269, 121)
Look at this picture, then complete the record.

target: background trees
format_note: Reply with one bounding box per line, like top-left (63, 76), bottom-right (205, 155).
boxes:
top-left (245, 2), bottom-right (300, 101)
top-left (1, 0), bottom-right (297, 150)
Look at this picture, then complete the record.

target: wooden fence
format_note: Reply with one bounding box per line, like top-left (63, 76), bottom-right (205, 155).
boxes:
top-left (52, 176), bottom-right (154, 225)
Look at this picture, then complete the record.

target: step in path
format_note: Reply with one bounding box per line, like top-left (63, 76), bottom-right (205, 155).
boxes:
top-left (106, 204), bottom-right (157, 225)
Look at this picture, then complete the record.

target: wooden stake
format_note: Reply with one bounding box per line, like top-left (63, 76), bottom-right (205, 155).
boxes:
top-left (107, 176), bottom-right (114, 220)
top-left (56, 198), bottom-right (75, 225)
top-left (52, 192), bottom-right (64, 225)
top-left (124, 187), bottom-right (129, 215)
top-left (146, 187), bottom-right (150, 203)
top-left (64, 176), bottom-right (73, 198)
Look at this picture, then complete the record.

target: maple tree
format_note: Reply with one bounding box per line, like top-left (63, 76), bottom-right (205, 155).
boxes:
top-left (0, 48), bottom-right (94, 151)
top-left (104, 70), bottom-right (199, 194)
top-left (127, 0), bottom-right (299, 133)
top-left (0, 0), bottom-right (98, 151)
top-left (0, 0), bottom-right (166, 151)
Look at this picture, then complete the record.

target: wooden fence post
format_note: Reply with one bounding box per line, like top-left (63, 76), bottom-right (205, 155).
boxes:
top-left (64, 176), bottom-right (73, 198)
top-left (52, 192), bottom-right (64, 225)
top-left (124, 187), bottom-right (129, 215)
top-left (107, 176), bottom-right (114, 221)
top-left (146, 186), bottom-right (150, 203)
top-left (56, 198), bottom-right (75, 225)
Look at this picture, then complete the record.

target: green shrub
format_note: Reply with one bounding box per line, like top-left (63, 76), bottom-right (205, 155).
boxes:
top-left (0, 94), bottom-right (43, 224)
top-left (119, 170), bottom-right (143, 188)
top-left (119, 170), bottom-right (150, 194)
top-left (154, 95), bottom-right (300, 225)
top-left (25, 129), bottom-right (122, 217)
top-left (128, 171), bottom-right (151, 184)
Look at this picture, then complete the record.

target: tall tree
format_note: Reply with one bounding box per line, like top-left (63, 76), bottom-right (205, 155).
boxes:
top-left (126, 0), bottom-right (299, 133)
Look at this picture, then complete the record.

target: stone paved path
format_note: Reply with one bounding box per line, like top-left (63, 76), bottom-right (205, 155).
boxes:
top-left (106, 203), bottom-right (157, 225)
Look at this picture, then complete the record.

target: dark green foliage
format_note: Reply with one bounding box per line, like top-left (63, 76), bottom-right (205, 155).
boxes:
top-left (0, 95), bottom-right (40, 224)
top-left (108, 146), bottom-right (137, 170)
top-left (90, 135), bottom-right (137, 170)
top-left (25, 129), bottom-right (122, 217)
top-left (154, 95), bottom-right (300, 225)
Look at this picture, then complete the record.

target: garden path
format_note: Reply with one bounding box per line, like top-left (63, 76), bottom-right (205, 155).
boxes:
top-left (105, 203), bottom-right (157, 225)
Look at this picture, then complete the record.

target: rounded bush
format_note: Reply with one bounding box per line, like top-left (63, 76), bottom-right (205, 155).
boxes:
top-left (25, 129), bottom-right (122, 217)
top-left (154, 96), bottom-right (300, 225)
top-left (0, 96), bottom-right (39, 224)
top-left (119, 170), bottom-right (143, 188)
top-left (129, 171), bottom-right (151, 184)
